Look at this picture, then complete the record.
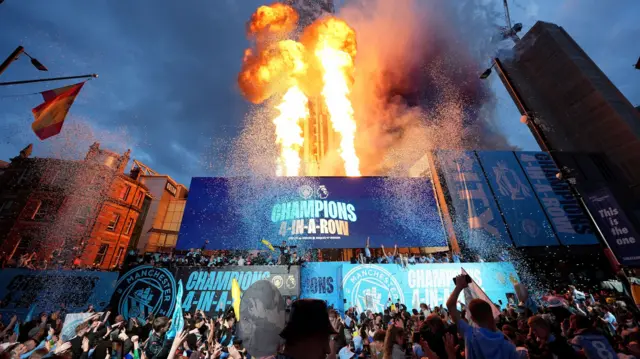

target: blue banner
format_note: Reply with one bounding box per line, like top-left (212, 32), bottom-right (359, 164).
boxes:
top-left (178, 177), bottom-right (446, 250)
top-left (110, 265), bottom-right (300, 321)
top-left (477, 151), bottom-right (559, 247)
top-left (436, 151), bottom-right (511, 248)
top-left (300, 262), bottom-right (345, 313)
top-left (516, 152), bottom-right (598, 245)
top-left (0, 269), bottom-right (118, 319)
top-left (340, 263), bottom-right (519, 312)
top-left (585, 187), bottom-right (640, 266)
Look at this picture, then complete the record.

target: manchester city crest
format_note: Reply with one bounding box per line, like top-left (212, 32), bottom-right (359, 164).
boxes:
top-left (342, 265), bottom-right (404, 313)
top-left (113, 266), bottom-right (177, 321)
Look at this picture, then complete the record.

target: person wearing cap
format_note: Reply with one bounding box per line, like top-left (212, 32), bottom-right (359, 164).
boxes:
top-left (278, 299), bottom-right (337, 359)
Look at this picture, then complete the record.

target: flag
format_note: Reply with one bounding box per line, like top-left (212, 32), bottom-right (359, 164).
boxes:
top-left (24, 304), bottom-right (36, 322)
top-left (261, 239), bottom-right (275, 251)
top-left (166, 280), bottom-right (184, 339)
top-left (31, 82), bottom-right (85, 140)
top-left (231, 278), bottom-right (241, 321)
top-left (462, 268), bottom-right (501, 320)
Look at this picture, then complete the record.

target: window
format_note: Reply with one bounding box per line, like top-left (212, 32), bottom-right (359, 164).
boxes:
top-left (113, 247), bottom-right (125, 265)
top-left (161, 200), bottom-right (186, 232)
top-left (94, 244), bottom-right (109, 265)
top-left (124, 218), bottom-right (134, 234)
top-left (75, 206), bottom-right (92, 225)
top-left (16, 235), bottom-right (34, 256)
top-left (106, 213), bottom-right (120, 231)
top-left (0, 200), bottom-right (14, 217)
top-left (46, 170), bottom-right (59, 186)
top-left (120, 185), bottom-right (131, 201)
top-left (32, 200), bottom-right (54, 221)
top-left (134, 192), bottom-right (143, 206)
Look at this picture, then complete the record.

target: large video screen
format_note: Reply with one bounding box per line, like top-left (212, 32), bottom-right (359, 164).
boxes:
top-left (177, 177), bottom-right (447, 250)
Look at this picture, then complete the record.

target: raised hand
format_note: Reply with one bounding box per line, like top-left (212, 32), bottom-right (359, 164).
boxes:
top-left (82, 337), bottom-right (90, 353)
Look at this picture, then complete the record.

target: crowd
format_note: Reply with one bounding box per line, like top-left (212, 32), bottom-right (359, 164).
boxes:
top-left (1, 238), bottom-right (508, 273)
top-left (1, 271), bottom-right (638, 359)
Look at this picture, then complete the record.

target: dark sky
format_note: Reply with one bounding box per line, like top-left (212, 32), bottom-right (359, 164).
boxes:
top-left (1, 0), bottom-right (638, 186)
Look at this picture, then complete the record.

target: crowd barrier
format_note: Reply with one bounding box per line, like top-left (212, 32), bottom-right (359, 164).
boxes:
top-left (0, 269), bottom-right (119, 319)
top-left (302, 262), bottom-right (520, 314)
top-left (0, 262), bottom-right (520, 322)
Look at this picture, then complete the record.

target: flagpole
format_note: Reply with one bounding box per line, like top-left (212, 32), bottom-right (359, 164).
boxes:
top-left (0, 73), bottom-right (97, 86)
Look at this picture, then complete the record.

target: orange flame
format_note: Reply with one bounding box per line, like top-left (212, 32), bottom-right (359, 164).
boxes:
top-left (247, 3), bottom-right (299, 37)
top-left (238, 40), bottom-right (307, 104)
top-left (273, 85), bottom-right (308, 176)
top-left (306, 17), bottom-right (360, 176)
top-left (238, 4), bottom-right (361, 177)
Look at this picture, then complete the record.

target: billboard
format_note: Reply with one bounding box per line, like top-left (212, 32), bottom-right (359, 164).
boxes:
top-left (585, 187), bottom-right (640, 266)
top-left (476, 151), bottom-right (558, 247)
top-left (340, 263), bottom-right (519, 311)
top-left (178, 177), bottom-right (446, 250)
top-left (435, 151), bottom-right (511, 247)
top-left (516, 152), bottom-right (598, 245)
top-left (110, 265), bottom-right (300, 321)
top-left (300, 262), bottom-right (345, 312)
top-left (0, 269), bottom-right (118, 319)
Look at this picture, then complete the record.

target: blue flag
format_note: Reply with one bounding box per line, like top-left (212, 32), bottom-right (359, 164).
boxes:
top-left (14, 322), bottom-right (20, 336)
top-left (25, 305), bottom-right (36, 322)
top-left (166, 280), bottom-right (184, 339)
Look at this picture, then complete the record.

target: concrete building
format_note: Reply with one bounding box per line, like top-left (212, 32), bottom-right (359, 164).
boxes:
top-left (128, 160), bottom-right (188, 253)
top-left (0, 143), bottom-right (149, 270)
top-left (499, 21), bottom-right (640, 205)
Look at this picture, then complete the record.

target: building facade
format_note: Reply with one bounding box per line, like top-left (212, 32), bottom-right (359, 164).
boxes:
top-left (127, 161), bottom-right (188, 253)
top-left (0, 143), bottom-right (149, 270)
top-left (499, 21), bottom-right (640, 207)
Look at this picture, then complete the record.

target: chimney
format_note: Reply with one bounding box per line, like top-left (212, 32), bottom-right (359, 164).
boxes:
top-left (119, 149), bottom-right (131, 173)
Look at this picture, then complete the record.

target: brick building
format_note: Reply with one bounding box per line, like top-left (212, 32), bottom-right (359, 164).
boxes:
top-left (0, 143), bottom-right (149, 270)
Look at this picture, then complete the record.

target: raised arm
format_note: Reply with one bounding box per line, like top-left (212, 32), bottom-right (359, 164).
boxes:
top-left (446, 275), bottom-right (468, 325)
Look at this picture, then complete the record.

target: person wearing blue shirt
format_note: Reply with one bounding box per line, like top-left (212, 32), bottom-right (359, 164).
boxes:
top-left (571, 314), bottom-right (618, 359)
top-left (447, 274), bottom-right (524, 359)
top-left (364, 237), bottom-right (372, 264)
top-left (600, 308), bottom-right (617, 336)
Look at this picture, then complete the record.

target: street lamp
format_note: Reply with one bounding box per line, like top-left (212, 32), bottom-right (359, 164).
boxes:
top-left (0, 46), bottom-right (48, 77)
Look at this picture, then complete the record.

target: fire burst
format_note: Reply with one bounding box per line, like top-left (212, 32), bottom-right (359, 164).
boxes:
top-left (239, 2), bottom-right (360, 177)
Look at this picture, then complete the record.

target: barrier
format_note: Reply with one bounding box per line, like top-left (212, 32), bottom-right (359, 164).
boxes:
top-left (110, 265), bottom-right (300, 321)
top-left (0, 269), bottom-right (119, 319)
top-left (300, 262), bottom-right (520, 313)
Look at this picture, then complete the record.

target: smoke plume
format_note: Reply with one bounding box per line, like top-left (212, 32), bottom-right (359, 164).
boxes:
top-left (340, 0), bottom-right (512, 175)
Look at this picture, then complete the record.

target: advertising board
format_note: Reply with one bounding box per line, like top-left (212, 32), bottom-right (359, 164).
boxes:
top-left (178, 177), bottom-right (446, 250)
top-left (0, 269), bottom-right (118, 319)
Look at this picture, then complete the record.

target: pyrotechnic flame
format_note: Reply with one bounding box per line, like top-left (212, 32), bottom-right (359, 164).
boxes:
top-left (238, 40), bottom-right (307, 104)
top-left (238, 4), bottom-right (361, 177)
top-left (310, 18), bottom-right (360, 176)
top-left (247, 3), bottom-right (299, 37)
top-left (273, 85), bottom-right (308, 176)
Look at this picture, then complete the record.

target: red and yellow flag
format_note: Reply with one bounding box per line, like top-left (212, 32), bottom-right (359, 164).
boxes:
top-left (31, 82), bottom-right (85, 140)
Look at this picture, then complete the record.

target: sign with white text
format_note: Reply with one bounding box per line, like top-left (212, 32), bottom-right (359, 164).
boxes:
top-left (585, 187), bottom-right (640, 266)
top-left (516, 152), bottom-right (598, 245)
top-left (178, 177), bottom-right (446, 250)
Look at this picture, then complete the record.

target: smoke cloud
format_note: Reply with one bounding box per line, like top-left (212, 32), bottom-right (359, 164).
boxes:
top-left (340, 0), bottom-right (512, 175)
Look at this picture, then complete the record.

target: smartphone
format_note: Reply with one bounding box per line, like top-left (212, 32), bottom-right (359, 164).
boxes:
top-left (452, 275), bottom-right (472, 285)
